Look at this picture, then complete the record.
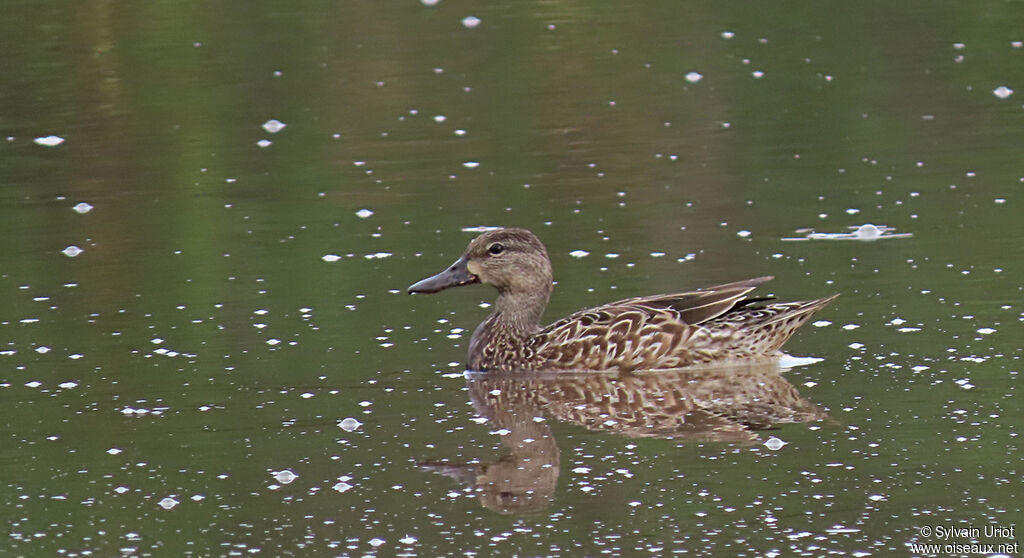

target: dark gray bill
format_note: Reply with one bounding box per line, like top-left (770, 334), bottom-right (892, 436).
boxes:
top-left (408, 255), bottom-right (479, 294)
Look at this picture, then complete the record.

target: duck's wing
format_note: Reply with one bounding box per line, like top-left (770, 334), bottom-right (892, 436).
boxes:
top-left (530, 277), bottom-right (774, 370)
top-left (614, 276), bottom-right (774, 325)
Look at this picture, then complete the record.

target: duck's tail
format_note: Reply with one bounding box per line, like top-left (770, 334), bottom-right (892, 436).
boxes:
top-left (706, 293), bottom-right (839, 357)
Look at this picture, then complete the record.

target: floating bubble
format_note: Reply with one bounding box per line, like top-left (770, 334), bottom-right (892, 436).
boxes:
top-left (685, 71), bottom-right (703, 83)
top-left (273, 470), bottom-right (298, 484)
top-left (764, 436), bottom-right (787, 450)
top-left (158, 497), bottom-right (178, 510)
top-left (339, 417), bottom-right (362, 432)
top-left (461, 16), bottom-right (481, 28)
top-left (355, 208), bottom-right (374, 218)
top-left (62, 246), bottom-right (83, 257)
top-left (262, 119), bottom-right (286, 133)
top-left (73, 202), bottom-right (93, 214)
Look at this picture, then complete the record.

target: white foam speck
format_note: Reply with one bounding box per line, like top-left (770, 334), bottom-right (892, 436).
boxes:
top-left (461, 16), bottom-right (481, 28)
top-left (569, 250), bottom-right (590, 258)
top-left (322, 254), bottom-right (341, 262)
top-left (993, 86), bottom-right (1014, 99)
top-left (685, 71), bottom-right (703, 83)
top-left (355, 208), bottom-right (374, 218)
top-left (34, 135), bottom-right (65, 147)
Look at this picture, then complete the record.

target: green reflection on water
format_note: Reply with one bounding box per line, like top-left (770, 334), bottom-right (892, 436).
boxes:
top-left (2, 0), bottom-right (1022, 555)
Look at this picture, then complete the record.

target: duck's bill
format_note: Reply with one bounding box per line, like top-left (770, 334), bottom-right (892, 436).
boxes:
top-left (408, 255), bottom-right (480, 294)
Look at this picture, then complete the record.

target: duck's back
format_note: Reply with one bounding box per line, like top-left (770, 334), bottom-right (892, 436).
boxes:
top-left (499, 277), bottom-right (837, 372)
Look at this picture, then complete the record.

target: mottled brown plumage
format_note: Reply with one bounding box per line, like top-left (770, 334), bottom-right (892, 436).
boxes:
top-left (409, 228), bottom-right (837, 372)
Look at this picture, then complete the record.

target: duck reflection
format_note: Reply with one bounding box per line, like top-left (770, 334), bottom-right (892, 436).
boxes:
top-left (419, 362), bottom-right (827, 514)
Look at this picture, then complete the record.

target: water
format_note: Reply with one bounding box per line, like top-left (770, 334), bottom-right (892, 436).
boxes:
top-left (2, 1), bottom-right (1022, 556)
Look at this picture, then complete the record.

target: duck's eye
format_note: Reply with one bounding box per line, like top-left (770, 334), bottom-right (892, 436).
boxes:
top-left (488, 243), bottom-right (505, 256)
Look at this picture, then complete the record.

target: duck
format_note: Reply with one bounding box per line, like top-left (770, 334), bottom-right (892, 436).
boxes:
top-left (408, 228), bottom-right (837, 372)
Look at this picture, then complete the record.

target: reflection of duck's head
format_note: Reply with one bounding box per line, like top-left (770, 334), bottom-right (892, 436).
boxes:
top-left (419, 453), bottom-right (559, 515)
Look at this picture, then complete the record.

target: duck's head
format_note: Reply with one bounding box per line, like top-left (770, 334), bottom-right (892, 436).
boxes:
top-left (409, 228), bottom-right (553, 296)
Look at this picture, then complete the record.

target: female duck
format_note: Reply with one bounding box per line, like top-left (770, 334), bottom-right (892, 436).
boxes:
top-left (409, 228), bottom-right (837, 372)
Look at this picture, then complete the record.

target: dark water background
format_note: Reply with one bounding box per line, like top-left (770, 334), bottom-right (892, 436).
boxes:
top-left (2, 1), bottom-right (1021, 556)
